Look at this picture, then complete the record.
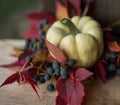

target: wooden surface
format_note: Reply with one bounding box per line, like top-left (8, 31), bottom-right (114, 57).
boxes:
top-left (0, 40), bottom-right (120, 105)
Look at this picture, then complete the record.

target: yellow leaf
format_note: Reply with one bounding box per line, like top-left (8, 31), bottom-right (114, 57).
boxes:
top-left (55, 1), bottom-right (68, 20)
top-left (108, 41), bottom-right (120, 52)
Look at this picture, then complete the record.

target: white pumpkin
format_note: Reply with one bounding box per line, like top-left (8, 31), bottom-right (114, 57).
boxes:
top-left (46, 16), bottom-right (104, 68)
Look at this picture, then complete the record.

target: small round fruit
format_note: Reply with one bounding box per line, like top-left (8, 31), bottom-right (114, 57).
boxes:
top-left (44, 73), bottom-right (51, 80)
top-left (68, 59), bottom-right (76, 67)
top-left (47, 83), bottom-right (55, 92)
top-left (39, 76), bottom-right (45, 83)
top-left (47, 67), bottom-right (55, 75)
top-left (52, 61), bottom-right (60, 69)
top-left (60, 68), bottom-right (68, 79)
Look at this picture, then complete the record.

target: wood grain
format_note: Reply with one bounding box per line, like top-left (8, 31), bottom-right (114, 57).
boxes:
top-left (0, 40), bottom-right (120, 105)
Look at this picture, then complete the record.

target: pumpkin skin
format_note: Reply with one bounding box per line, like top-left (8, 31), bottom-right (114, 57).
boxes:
top-left (46, 16), bottom-right (104, 68)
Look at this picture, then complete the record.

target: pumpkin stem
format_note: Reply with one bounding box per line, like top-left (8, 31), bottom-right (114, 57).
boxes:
top-left (60, 18), bottom-right (80, 35)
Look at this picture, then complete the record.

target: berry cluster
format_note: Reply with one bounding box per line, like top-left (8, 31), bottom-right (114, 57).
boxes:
top-left (38, 19), bottom-right (49, 37)
top-left (104, 50), bottom-right (120, 78)
top-left (32, 59), bottom-right (76, 92)
top-left (24, 38), bottom-right (45, 52)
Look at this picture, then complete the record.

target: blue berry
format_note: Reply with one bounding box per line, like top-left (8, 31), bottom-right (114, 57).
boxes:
top-left (25, 56), bottom-right (32, 62)
top-left (105, 63), bottom-right (116, 72)
top-left (29, 43), bottom-right (33, 50)
top-left (47, 67), bottom-right (55, 75)
top-left (47, 83), bottom-right (54, 92)
top-left (39, 76), bottom-right (45, 83)
top-left (24, 38), bottom-right (31, 49)
top-left (60, 68), bottom-right (68, 79)
top-left (116, 68), bottom-right (120, 75)
top-left (37, 44), bottom-right (42, 49)
top-left (41, 19), bottom-right (48, 24)
top-left (55, 68), bottom-right (60, 76)
top-left (31, 47), bottom-right (37, 52)
top-left (38, 22), bottom-right (43, 30)
top-left (44, 73), bottom-right (51, 80)
top-left (104, 50), bottom-right (117, 61)
top-left (68, 59), bottom-right (76, 67)
top-left (33, 75), bottom-right (39, 82)
top-left (32, 38), bottom-right (38, 43)
top-left (25, 38), bottom-right (31, 43)
top-left (52, 61), bottom-right (60, 69)
top-left (39, 30), bottom-right (45, 36)
top-left (43, 63), bottom-right (51, 69)
top-left (39, 38), bottom-right (45, 46)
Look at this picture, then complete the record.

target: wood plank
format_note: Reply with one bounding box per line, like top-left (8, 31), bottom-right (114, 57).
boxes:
top-left (0, 40), bottom-right (120, 105)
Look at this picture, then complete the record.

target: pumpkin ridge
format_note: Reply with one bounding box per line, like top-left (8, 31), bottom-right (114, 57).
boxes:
top-left (60, 35), bottom-right (78, 60)
top-left (46, 16), bottom-right (104, 68)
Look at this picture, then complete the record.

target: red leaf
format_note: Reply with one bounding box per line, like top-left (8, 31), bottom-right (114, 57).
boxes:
top-left (95, 61), bottom-right (106, 82)
top-left (65, 0), bottom-right (82, 17)
top-left (56, 95), bottom-right (67, 105)
top-left (0, 72), bottom-right (19, 87)
top-left (27, 12), bottom-right (55, 24)
top-left (56, 78), bottom-right (85, 105)
top-left (75, 68), bottom-right (93, 81)
top-left (56, 78), bottom-right (74, 102)
top-left (22, 12), bottom-right (55, 39)
top-left (69, 82), bottom-right (84, 105)
top-left (19, 49), bottom-right (33, 61)
top-left (45, 40), bottom-right (67, 63)
top-left (0, 60), bottom-right (25, 68)
top-left (22, 71), bottom-right (39, 98)
top-left (23, 27), bottom-right (40, 40)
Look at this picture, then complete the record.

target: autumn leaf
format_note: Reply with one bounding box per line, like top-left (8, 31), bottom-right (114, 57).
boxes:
top-left (22, 71), bottom-right (39, 98)
top-left (69, 81), bottom-right (84, 105)
top-left (18, 49), bottom-right (33, 61)
top-left (45, 40), bottom-right (67, 63)
top-left (55, 1), bottom-right (68, 20)
top-left (94, 60), bottom-right (107, 82)
top-left (56, 95), bottom-right (67, 105)
top-left (22, 12), bottom-right (55, 39)
top-left (56, 78), bottom-right (85, 105)
top-left (0, 70), bottom-right (39, 98)
top-left (0, 72), bottom-right (19, 87)
top-left (108, 41), bottom-right (120, 52)
top-left (64, 0), bottom-right (82, 17)
top-left (75, 68), bottom-right (93, 81)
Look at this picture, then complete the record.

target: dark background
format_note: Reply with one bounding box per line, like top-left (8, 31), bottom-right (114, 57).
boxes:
top-left (0, 0), bottom-right (44, 39)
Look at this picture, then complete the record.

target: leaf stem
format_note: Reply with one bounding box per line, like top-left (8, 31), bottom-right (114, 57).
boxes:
top-left (81, 3), bottom-right (90, 16)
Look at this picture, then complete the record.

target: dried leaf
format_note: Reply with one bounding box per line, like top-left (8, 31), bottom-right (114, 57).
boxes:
top-left (0, 72), bottom-right (19, 87)
top-left (45, 40), bottom-right (67, 63)
top-left (56, 78), bottom-right (85, 105)
top-left (75, 68), bottom-right (93, 81)
top-left (55, 1), bottom-right (68, 20)
top-left (108, 41), bottom-right (120, 52)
